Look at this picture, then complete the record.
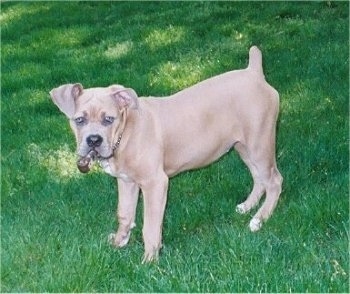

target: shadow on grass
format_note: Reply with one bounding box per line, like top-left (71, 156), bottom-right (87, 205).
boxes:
top-left (3, 2), bottom-right (347, 93)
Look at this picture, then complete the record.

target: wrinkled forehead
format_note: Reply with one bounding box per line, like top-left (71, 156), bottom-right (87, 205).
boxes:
top-left (75, 88), bottom-right (117, 114)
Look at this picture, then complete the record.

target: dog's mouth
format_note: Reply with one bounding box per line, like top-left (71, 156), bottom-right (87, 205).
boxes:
top-left (77, 149), bottom-right (97, 173)
top-left (76, 149), bottom-right (114, 173)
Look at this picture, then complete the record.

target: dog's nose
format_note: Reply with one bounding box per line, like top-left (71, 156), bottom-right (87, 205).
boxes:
top-left (86, 134), bottom-right (103, 147)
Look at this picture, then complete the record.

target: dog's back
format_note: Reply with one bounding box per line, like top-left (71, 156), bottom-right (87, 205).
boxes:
top-left (138, 47), bottom-right (278, 176)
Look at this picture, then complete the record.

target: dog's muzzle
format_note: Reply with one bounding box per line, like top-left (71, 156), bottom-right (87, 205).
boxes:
top-left (86, 134), bottom-right (103, 148)
top-left (76, 134), bottom-right (104, 173)
top-left (76, 134), bottom-right (118, 173)
top-left (76, 132), bottom-right (123, 173)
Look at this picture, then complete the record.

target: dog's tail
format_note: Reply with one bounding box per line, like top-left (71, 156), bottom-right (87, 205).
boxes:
top-left (247, 46), bottom-right (264, 77)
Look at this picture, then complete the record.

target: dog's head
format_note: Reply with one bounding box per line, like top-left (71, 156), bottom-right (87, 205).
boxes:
top-left (50, 84), bottom-right (138, 170)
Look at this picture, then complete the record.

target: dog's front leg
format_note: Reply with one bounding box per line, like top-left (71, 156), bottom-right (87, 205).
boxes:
top-left (141, 173), bottom-right (169, 263)
top-left (109, 178), bottom-right (139, 248)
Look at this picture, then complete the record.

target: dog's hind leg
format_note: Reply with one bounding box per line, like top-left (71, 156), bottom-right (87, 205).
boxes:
top-left (247, 159), bottom-right (282, 232)
top-left (250, 164), bottom-right (282, 231)
top-left (235, 142), bottom-right (266, 215)
top-left (235, 141), bottom-right (283, 232)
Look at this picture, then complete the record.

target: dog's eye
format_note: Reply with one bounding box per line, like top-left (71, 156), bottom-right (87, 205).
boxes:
top-left (74, 117), bottom-right (86, 126)
top-left (103, 116), bottom-right (115, 125)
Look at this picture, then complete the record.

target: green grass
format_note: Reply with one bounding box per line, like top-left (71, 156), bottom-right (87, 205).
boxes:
top-left (1, 1), bottom-right (348, 292)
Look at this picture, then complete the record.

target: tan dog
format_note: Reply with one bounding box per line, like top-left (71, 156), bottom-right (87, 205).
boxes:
top-left (50, 46), bottom-right (282, 262)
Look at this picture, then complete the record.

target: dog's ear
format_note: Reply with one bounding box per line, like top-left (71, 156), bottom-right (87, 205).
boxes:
top-left (49, 83), bottom-right (83, 118)
top-left (111, 86), bottom-right (139, 110)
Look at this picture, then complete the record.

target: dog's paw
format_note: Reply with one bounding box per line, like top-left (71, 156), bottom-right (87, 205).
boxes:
top-left (108, 231), bottom-right (131, 248)
top-left (236, 203), bottom-right (248, 214)
top-left (142, 248), bottom-right (160, 264)
top-left (249, 217), bottom-right (262, 232)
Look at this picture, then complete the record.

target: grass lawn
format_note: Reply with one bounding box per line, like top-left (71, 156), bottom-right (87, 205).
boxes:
top-left (1, 1), bottom-right (348, 292)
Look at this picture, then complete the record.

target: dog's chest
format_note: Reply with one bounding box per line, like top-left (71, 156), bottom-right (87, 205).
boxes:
top-left (99, 160), bottom-right (131, 181)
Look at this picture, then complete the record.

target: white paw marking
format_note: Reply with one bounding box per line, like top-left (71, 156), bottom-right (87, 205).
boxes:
top-left (236, 203), bottom-right (247, 214)
top-left (108, 231), bottom-right (131, 247)
top-left (249, 218), bottom-right (262, 232)
top-left (108, 233), bottom-right (117, 245)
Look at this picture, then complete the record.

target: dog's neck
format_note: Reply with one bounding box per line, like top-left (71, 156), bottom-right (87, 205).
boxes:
top-left (112, 134), bottom-right (123, 151)
top-left (112, 108), bottom-right (128, 152)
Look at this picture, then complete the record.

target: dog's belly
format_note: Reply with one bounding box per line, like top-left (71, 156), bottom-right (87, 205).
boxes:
top-left (160, 110), bottom-right (240, 177)
top-left (164, 139), bottom-right (234, 177)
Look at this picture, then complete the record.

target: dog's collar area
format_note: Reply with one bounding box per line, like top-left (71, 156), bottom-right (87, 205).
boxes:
top-left (109, 108), bottom-right (127, 157)
top-left (95, 133), bottom-right (122, 161)
top-left (112, 134), bottom-right (123, 151)
top-left (91, 133), bottom-right (122, 162)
